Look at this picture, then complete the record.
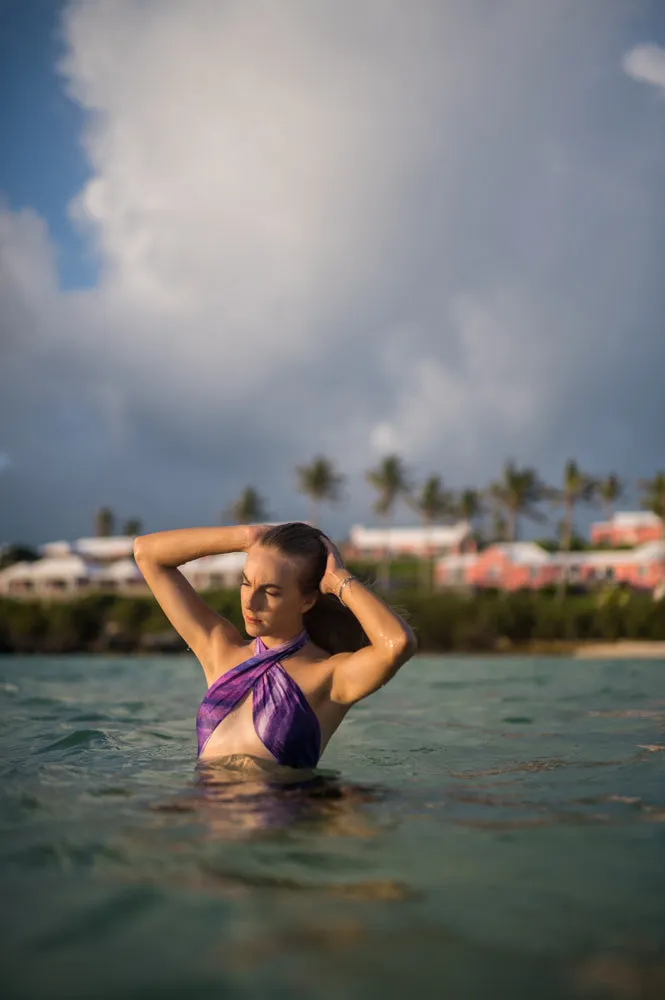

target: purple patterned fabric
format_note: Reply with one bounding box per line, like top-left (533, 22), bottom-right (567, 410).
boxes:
top-left (196, 631), bottom-right (322, 768)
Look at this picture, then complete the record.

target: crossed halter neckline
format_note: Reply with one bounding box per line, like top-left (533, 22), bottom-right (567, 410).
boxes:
top-left (195, 630), bottom-right (322, 768)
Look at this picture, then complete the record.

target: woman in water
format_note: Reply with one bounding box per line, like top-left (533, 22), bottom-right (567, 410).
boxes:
top-left (134, 521), bottom-right (416, 772)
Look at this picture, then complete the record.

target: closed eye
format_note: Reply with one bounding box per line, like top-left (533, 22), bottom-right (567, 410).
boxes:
top-left (241, 577), bottom-right (281, 596)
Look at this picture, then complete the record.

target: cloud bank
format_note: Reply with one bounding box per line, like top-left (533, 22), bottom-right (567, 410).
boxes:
top-left (2, 0), bottom-right (664, 543)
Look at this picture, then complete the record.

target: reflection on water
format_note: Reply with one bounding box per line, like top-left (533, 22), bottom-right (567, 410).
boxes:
top-left (571, 954), bottom-right (665, 1000)
top-left (142, 754), bottom-right (419, 902)
top-left (149, 753), bottom-right (390, 841)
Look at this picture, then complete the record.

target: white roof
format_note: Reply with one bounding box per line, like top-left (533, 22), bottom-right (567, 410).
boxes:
top-left (1, 555), bottom-right (95, 581)
top-left (349, 522), bottom-right (471, 547)
top-left (40, 537), bottom-right (136, 560)
top-left (613, 510), bottom-right (662, 526)
top-left (593, 511), bottom-right (663, 529)
top-left (437, 539), bottom-right (665, 573)
top-left (633, 540), bottom-right (665, 561)
top-left (536, 540), bottom-right (665, 568)
top-left (550, 551), bottom-right (630, 568)
top-left (40, 541), bottom-right (72, 557)
top-left (180, 551), bottom-right (247, 575)
top-left (436, 553), bottom-right (477, 570)
top-left (490, 543), bottom-right (551, 564)
top-left (98, 557), bottom-right (143, 582)
top-left (73, 537), bottom-right (136, 559)
top-left (0, 561), bottom-right (34, 582)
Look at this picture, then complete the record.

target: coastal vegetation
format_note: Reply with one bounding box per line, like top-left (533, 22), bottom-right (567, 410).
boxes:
top-left (1, 585), bottom-right (663, 655)
top-left (2, 458), bottom-right (664, 655)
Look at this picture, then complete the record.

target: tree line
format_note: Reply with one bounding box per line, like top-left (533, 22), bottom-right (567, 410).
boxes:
top-left (227, 458), bottom-right (664, 545)
top-left (3, 460), bottom-right (662, 580)
top-left (228, 458), bottom-right (665, 589)
top-left (65, 461), bottom-right (665, 550)
top-left (1, 585), bottom-right (663, 655)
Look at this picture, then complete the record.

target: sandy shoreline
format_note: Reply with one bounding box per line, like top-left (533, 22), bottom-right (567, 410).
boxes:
top-left (574, 641), bottom-right (665, 660)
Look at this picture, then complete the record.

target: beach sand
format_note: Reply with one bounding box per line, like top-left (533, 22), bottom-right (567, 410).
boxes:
top-left (574, 640), bottom-right (665, 659)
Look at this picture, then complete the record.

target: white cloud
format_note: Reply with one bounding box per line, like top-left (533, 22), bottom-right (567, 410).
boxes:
top-left (623, 43), bottom-right (665, 94)
top-left (2, 1), bottom-right (665, 542)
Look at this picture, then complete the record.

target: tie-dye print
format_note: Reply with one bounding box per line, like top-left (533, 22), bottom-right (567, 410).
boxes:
top-left (196, 631), bottom-right (321, 768)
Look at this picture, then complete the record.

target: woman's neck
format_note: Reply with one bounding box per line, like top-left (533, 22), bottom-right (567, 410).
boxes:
top-left (256, 628), bottom-right (307, 651)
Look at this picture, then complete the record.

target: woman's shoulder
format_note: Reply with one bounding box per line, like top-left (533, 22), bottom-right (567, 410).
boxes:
top-left (301, 639), bottom-right (332, 665)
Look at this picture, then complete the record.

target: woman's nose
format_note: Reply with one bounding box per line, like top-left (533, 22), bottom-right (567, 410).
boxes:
top-left (247, 590), bottom-right (262, 611)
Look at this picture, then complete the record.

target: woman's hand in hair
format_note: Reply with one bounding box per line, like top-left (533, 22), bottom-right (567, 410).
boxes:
top-left (244, 524), bottom-right (269, 549)
top-left (319, 535), bottom-right (349, 595)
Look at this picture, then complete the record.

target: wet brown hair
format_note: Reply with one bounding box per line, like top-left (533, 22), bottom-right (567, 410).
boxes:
top-left (258, 522), bottom-right (369, 655)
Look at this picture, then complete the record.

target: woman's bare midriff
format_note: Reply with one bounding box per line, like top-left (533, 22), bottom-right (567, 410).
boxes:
top-left (197, 642), bottom-right (351, 766)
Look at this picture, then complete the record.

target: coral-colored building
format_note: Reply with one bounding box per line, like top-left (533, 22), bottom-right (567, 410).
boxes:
top-left (590, 511), bottom-right (663, 548)
top-left (435, 541), bottom-right (665, 592)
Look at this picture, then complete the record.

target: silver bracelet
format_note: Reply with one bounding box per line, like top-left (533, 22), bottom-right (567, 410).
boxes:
top-left (337, 574), bottom-right (356, 606)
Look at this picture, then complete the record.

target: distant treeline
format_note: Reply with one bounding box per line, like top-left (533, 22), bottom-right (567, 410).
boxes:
top-left (1, 587), bottom-right (664, 655)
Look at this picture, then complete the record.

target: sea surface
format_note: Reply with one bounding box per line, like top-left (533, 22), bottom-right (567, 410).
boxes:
top-left (1, 653), bottom-right (664, 1000)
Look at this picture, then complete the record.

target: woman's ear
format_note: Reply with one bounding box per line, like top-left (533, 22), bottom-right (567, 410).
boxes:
top-left (301, 592), bottom-right (318, 615)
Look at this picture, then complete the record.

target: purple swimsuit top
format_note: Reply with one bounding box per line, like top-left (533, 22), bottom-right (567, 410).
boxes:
top-left (196, 631), bottom-right (322, 768)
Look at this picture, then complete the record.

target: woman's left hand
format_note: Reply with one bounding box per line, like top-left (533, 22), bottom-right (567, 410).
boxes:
top-left (319, 535), bottom-right (348, 595)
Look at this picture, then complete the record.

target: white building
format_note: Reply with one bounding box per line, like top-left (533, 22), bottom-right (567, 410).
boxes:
top-left (347, 522), bottom-right (474, 558)
top-left (0, 554), bottom-right (98, 598)
top-left (180, 552), bottom-right (247, 590)
top-left (41, 536), bottom-right (136, 562)
top-left (0, 541), bottom-right (248, 598)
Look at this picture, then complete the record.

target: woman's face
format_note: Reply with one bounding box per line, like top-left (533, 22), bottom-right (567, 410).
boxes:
top-left (240, 544), bottom-right (316, 640)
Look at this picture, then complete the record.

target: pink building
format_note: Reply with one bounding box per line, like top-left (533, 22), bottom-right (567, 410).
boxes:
top-left (436, 543), bottom-right (556, 591)
top-left (435, 541), bottom-right (665, 592)
top-left (590, 511), bottom-right (663, 548)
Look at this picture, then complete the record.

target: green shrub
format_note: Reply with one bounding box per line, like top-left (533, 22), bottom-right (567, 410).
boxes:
top-left (0, 586), bottom-right (663, 652)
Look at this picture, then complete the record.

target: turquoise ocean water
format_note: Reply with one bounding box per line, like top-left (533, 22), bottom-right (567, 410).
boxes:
top-left (1, 653), bottom-right (664, 999)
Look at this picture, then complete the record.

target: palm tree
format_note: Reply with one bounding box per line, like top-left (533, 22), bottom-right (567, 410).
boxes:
top-left (295, 455), bottom-right (345, 527)
top-left (456, 488), bottom-right (483, 526)
top-left (366, 454), bottom-right (410, 590)
top-left (598, 474), bottom-right (623, 522)
top-left (95, 507), bottom-right (115, 538)
top-left (122, 518), bottom-right (143, 537)
top-left (408, 475), bottom-right (452, 590)
top-left (550, 459), bottom-right (597, 553)
top-left (487, 461), bottom-right (547, 542)
top-left (638, 472), bottom-right (665, 520)
top-left (226, 486), bottom-right (269, 525)
top-left (490, 506), bottom-right (509, 543)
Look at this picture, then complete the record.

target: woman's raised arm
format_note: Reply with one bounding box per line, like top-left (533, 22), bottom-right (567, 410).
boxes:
top-left (133, 525), bottom-right (265, 681)
top-left (319, 538), bottom-right (417, 706)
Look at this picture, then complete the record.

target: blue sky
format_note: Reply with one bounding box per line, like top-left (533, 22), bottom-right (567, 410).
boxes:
top-left (0, 0), bottom-right (97, 288)
top-left (1, 0), bottom-right (664, 546)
